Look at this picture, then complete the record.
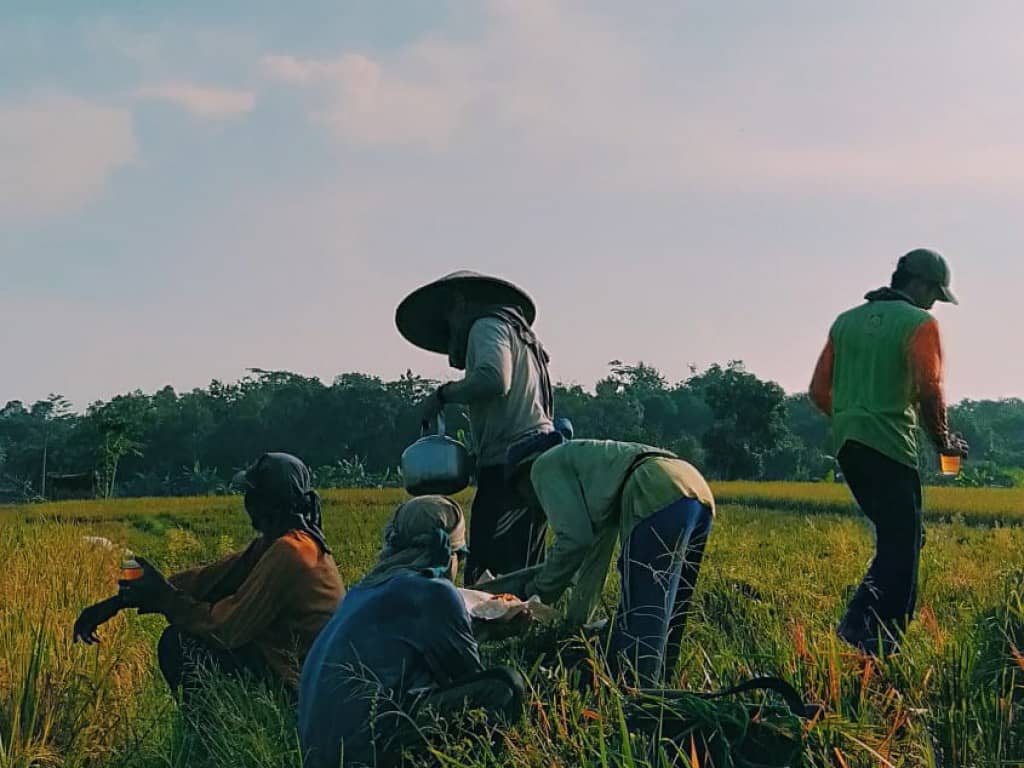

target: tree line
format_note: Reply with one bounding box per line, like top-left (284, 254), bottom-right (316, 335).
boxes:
top-left (1, 361), bottom-right (1022, 501)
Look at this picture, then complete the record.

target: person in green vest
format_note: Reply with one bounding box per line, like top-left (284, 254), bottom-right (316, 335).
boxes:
top-left (809, 248), bottom-right (969, 656)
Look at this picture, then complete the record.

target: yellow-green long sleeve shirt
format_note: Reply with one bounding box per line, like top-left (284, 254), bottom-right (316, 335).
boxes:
top-left (527, 440), bottom-right (715, 625)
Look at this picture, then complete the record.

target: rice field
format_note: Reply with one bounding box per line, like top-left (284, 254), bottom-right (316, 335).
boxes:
top-left (712, 482), bottom-right (1024, 526)
top-left (1, 484), bottom-right (1022, 767)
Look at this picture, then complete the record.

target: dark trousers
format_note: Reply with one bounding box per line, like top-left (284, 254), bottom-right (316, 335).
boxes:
top-left (466, 466), bottom-right (547, 585)
top-left (608, 498), bottom-right (713, 687)
top-left (378, 667), bottom-right (525, 766)
top-left (837, 440), bottom-right (924, 643)
top-left (158, 626), bottom-right (270, 703)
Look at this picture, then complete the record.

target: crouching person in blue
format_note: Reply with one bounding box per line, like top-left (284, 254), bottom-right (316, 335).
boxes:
top-left (298, 495), bottom-right (525, 768)
top-left (507, 434), bottom-right (715, 688)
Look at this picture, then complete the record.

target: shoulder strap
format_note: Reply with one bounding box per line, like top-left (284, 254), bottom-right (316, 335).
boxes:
top-left (610, 449), bottom-right (677, 514)
top-left (487, 307), bottom-right (555, 419)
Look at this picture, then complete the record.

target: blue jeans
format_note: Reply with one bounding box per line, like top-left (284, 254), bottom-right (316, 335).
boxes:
top-left (609, 497), bottom-right (713, 687)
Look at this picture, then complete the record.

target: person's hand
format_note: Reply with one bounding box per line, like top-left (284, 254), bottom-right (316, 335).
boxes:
top-left (118, 556), bottom-right (174, 612)
top-left (419, 386), bottom-right (446, 424)
top-left (941, 432), bottom-right (969, 458)
top-left (73, 596), bottom-right (123, 645)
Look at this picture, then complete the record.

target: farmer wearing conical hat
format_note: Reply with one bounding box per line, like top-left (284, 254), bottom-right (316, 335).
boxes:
top-left (396, 271), bottom-right (555, 584)
top-left (809, 248), bottom-right (969, 656)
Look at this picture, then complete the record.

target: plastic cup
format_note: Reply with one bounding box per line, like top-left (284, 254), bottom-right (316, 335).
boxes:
top-left (939, 454), bottom-right (961, 477)
top-left (120, 556), bottom-right (144, 581)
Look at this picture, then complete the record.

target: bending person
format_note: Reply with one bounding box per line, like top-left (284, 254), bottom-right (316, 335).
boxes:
top-left (298, 495), bottom-right (524, 768)
top-left (73, 452), bottom-right (345, 697)
top-left (506, 435), bottom-right (715, 688)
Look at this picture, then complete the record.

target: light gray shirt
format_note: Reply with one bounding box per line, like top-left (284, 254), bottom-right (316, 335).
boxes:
top-left (443, 316), bottom-right (553, 467)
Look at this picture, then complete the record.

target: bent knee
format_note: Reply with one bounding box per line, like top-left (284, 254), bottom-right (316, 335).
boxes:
top-left (157, 625), bottom-right (205, 662)
top-left (490, 666), bottom-right (526, 712)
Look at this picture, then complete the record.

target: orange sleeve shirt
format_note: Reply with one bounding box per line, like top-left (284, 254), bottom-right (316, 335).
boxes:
top-left (909, 318), bottom-right (949, 447)
top-left (163, 531), bottom-right (345, 686)
top-left (808, 338), bottom-right (835, 417)
top-left (167, 550), bottom-right (247, 597)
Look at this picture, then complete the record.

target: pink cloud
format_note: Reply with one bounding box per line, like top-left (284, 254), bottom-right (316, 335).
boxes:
top-left (261, 54), bottom-right (337, 84)
top-left (135, 82), bottom-right (256, 119)
top-left (0, 92), bottom-right (137, 218)
top-left (259, 2), bottom-right (677, 154)
top-left (259, 0), bottom-right (1024, 192)
top-left (263, 50), bottom-right (473, 148)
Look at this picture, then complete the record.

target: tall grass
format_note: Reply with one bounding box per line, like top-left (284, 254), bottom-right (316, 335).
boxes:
top-left (1, 490), bottom-right (1022, 766)
top-left (0, 524), bottom-right (162, 768)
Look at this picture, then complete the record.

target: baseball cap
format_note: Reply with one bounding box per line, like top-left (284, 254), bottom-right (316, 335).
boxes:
top-left (898, 248), bottom-right (957, 305)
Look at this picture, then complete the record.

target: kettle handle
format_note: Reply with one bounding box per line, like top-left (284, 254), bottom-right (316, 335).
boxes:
top-left (420, 411), bottom-right (446, 437)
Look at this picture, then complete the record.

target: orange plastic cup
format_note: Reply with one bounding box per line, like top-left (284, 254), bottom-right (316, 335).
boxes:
top-left (120, 557), bottom-right (144, 581)
top-left (939, 454), bottom-right (962, 477)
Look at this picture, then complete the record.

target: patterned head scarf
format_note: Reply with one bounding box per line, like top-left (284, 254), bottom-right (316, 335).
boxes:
top-left (359, 495), bottom-right (467, 587)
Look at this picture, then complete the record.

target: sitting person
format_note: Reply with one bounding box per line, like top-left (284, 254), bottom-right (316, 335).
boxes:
top-left (505, 435), bottom-right (715, 688)
top-left (73, 452), bottom-right (345, 697)
top-left (298, 495), bottom-right (524, 768)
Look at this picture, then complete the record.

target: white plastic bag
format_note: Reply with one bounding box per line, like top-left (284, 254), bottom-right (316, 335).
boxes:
top-left (457, 588), bottom-right (557, 623)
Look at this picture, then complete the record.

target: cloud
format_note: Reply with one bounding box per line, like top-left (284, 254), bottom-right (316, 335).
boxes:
top-left (0, 92), bottom-right (137, 218)
top-left (255, 2), bottom-right (744, 167)
top-left (135, 82), bottom-right (255, 120)
top-left (259, 0), bottom-right (1024, 190)
top-left (262, 50), bottom-right (474, 148)
top-left (259, 2), bottom-right (688, 155)
top-left (262, 54), bottom-right (335, 84)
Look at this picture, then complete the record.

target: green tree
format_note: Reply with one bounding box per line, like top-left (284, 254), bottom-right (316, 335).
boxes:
top-left (1, 363), bottom-right (1020, 496)
top-left (688, 361), bottom-right (792, 480)
top-left (782, 394), bottom-right (833, 480)
top-left (88, 393), bottom-right (149, 497)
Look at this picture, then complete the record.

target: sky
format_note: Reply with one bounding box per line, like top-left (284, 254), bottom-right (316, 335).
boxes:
top-left (2, 0), bottom-right (1023, 410)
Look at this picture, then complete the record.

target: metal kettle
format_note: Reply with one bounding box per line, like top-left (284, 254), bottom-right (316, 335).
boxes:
top-left (400, 413), bottom-right (471, 496)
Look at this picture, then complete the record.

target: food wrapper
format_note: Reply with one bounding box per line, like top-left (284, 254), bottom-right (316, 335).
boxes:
top-left (458, 587), bottom-right (557, 624)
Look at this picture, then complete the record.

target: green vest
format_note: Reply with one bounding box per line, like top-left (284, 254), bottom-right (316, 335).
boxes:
top-left (829, 298), bottom-right (931, 467)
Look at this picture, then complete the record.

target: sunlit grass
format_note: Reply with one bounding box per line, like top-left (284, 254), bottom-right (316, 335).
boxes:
top-left (1, 488), bottom-right (1022, 766)
top-left (713, 481), bottom-right (1024, 525)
